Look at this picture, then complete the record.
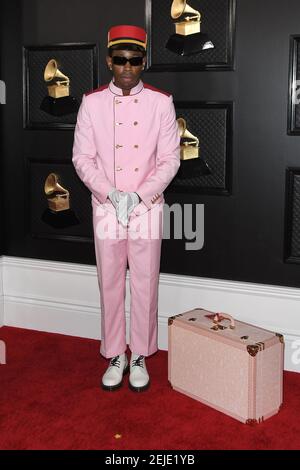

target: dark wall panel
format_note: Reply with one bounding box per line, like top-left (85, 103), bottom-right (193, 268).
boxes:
top-left (1, 0), bottom-right (23, 256)
top-left (1, 0), bottom-right (300, 288)
top-left (0, 7), bottom-right (4, 255)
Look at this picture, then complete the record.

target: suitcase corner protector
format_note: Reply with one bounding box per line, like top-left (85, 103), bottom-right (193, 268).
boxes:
top-left (275, 333), bottom-right (284, 344)
top-left (168, 313), bottom-right (184, 326)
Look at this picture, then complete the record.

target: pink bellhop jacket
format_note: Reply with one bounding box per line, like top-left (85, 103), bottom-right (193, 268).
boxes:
top-left (72, 79), bottom-right (180, 358)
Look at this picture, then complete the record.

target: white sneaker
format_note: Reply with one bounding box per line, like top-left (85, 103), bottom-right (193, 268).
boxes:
top-left (101, 354), bottom-right (129, 391)
top-left (129, 354), bottom-right (150, 392)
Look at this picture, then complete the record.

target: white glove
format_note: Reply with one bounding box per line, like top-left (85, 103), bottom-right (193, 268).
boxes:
top-left (108, 188), bottom-right (122, 209)
top-left (117, 192), bottom-right (140, 227)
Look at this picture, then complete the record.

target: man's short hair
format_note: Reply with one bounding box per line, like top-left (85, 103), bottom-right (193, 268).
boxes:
top-left (108, 43), bottom-right (146, 57)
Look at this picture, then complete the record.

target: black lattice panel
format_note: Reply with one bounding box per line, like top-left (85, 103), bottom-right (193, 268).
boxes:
top-left (28, 160), bottom-right (93, 242)
top-left (146, 0), bottom-right (235, 70)
top-left (285, 169), bottom-right (300, 262)
top-left (291, 174), bottom-right (300, 256)
top-left (167, 102), bottom-right (232, 194)
top-left (24, 44), bottom-right (98, 128)
top-left (295, 41), bottom-right (300, 129)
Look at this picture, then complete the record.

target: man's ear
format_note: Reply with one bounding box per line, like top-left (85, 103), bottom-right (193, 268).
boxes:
top-left (106, 56), bottom-right (112, 70)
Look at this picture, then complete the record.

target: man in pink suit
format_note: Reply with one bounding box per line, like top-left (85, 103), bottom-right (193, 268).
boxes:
top-left (72, 25), bottom-right (180, 392)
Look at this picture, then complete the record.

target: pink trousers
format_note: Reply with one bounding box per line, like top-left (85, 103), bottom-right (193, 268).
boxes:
top-left (92, 198), bottom-right (164, 359)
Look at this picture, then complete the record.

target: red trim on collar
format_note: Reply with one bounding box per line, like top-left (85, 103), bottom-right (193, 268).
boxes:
top-left (85, 84), bottom-right (109, 97)
top-left (143, 83), bottom-right (171, 97)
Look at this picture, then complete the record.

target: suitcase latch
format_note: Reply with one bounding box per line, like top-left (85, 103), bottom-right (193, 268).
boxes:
top-left (210, 324), bottom-right (227, 331)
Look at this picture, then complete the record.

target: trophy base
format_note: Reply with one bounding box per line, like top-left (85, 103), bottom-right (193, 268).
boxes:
top-left (177, 158), bottom-right (211, 180)
top-left (165, 33), bottom-right (214, 56)
top-left (40, 96), bottom-right (79, 117)
top-left (41, 208), bottom-right (80, 229)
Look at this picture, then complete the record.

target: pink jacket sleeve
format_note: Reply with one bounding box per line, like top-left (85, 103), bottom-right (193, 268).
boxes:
top-left (72, 94), bottom-right (113, 204)
top-left (137, 95), bottom-right (181, 209)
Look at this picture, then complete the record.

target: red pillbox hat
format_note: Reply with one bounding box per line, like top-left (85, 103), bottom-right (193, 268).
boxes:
top-left (107, 25), bottom-right (147, 50)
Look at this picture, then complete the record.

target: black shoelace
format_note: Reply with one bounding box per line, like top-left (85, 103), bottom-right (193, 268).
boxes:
top-left (110, 356), bottom-right (121, 368)
top-left (132, 355), bottom-right (144, 368)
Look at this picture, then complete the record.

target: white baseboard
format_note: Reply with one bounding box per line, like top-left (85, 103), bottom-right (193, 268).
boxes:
top-left (1, 255), bottom-right (300, 372)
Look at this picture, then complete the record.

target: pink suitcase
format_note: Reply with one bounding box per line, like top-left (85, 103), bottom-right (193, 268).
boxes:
top-left (168, 308), bottom-right (284, 424)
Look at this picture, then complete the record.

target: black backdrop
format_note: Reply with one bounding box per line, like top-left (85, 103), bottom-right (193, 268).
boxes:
top-left (1, 0), bottom-right (300, 288)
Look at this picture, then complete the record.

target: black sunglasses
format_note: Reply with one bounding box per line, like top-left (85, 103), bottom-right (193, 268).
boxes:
top-left (112, 56), bottom-right (144, 66)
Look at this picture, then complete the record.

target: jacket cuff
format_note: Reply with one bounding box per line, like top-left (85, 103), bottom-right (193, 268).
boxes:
top-left (94, 183), bottom-right (115, 204)
top-left (136, 192), bottom-right (152, 209)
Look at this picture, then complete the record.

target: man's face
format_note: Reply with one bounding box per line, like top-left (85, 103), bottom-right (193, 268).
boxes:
top-left (106, 49), bottom-right (146, 91)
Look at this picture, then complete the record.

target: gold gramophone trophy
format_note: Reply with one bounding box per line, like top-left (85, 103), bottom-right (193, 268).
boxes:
top-left (44, 173), bottom-right (70, 212)
top-left (176, 118), bottom-right (211, 179)
top-left (42, 173), bottom-right (80, 228)
top-left (40, 59), bottom-right (79, 116)
top-left (166, 0), bottom-right (214, 55)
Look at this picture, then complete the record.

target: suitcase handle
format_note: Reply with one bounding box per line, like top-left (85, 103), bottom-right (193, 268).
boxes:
top-left (213, 313), bottom-right (236, 330)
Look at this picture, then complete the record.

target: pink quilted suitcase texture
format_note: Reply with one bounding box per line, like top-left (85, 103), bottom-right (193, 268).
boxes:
top-left (168, 308), bottom-right (284, 424)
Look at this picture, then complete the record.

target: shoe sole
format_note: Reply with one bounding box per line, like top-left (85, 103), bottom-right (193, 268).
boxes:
top-left (128, 380), bottom-right (150, 393)
top-left (101, 364), bottom-right (129, 391)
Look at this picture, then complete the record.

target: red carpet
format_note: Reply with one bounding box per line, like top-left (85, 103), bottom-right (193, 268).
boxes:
top-left (0, 326), bottom-right (300, 450)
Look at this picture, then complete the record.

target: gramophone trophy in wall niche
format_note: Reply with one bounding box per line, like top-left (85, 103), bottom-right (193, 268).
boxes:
top-left (166, 0), bottom-right (214, 56)
top-left (176, 117), bottom-right (211, 179)
top-left (44, 173), bottom-right (70, 212)
top-left (40, 59), bottom-right (79, 116)
top-left (42, 173), bottom-right (79, 228)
